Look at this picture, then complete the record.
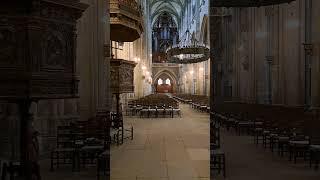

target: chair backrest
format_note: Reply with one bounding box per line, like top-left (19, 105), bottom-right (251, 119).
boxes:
top-left (304, 114), bottom-right (320, 145)
top-left (111, 113), bottom-right (123, 129)
top-left (56, 126), bottom-right (75, 148)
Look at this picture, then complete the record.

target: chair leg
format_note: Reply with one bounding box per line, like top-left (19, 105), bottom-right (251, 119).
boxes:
top-left (57, 152), bottom-right (60, 168)
top-left (2, 163), bottom-right (7, 180)
top-left (223, 154), bottom-right (226, 178)
top-left (131, 127), bottom-right (134, 140)
top-left (50, 152), bottom-right (54, 171)
top-left (310, 150), bottom-right (313, 168)
top-left (121, 129), bottom-right (124, 144)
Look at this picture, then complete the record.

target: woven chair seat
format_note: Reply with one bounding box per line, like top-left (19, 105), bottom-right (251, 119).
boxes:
top-left (310, 145), bottom-right (320, 151)
top-left (289, 140), bottom-right (309, 146)
top-left (53, 148), bottom-right (75, 152)
top-left (277, 136), bottom-right (290, 141)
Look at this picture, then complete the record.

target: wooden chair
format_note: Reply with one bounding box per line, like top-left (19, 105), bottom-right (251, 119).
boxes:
top-left (114, 113), bottom-right (133, 145)
top-left (211, 149), bottom-right (226, 178)
top-left (1, 161), bottom-right (21, 180)
top-left (50, 125), bottom-right (76, 171)
top-left (97, 150), bottom-right (109, 180)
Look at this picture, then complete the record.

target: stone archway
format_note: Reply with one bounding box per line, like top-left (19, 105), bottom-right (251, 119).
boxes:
top-left (153, 70), bottom-right (178, 94)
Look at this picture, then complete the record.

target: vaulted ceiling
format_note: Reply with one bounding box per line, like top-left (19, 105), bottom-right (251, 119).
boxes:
top-left (150, 0), bottom-right (185, 28)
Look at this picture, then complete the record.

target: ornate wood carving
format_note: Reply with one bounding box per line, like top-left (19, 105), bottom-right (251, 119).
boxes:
top-left (110, 59), bottom-right (136, 94)
top-left (0, 0), bottom-right (88, 100)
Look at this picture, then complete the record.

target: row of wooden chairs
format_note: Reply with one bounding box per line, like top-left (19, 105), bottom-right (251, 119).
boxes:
top-left (127, 94), bottom-right (180, 118)
top-left (0, 160), bottom-right (21, 180)
top-left (174, 94), bottom-right (209, 107)
top-left (213, 102), bottom-right (320, 170)
top-left (211, 112), bottom-right (227, 178)
top-left (173, 94), bottom-right (210, 113)
top-left (50, 112), bottom-right (133, 179)
top-left (138, 106), bottom-right (181, 118)
top-left (129, 94), bottom-right (179, 109)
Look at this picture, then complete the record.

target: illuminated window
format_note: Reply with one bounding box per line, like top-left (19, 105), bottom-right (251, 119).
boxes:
top-left (158, 79), bottom-right (163, 85)
top-left (165, 78), bottom-right (171, 85)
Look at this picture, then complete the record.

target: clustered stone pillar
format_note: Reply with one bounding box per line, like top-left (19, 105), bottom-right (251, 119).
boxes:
top-left (304, 0), bottom-right (313, 109)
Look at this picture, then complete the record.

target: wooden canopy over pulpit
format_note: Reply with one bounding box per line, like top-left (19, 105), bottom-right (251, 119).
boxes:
top-left (0, 0), bottom-right (88, 179)
top-left (110, 0), bottom-right (144, 42)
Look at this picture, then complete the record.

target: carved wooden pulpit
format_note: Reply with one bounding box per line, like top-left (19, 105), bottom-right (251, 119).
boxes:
top-left (0, 0), bottom-right (88, 179)
top-left (110, 58), bottom-right (136, 114)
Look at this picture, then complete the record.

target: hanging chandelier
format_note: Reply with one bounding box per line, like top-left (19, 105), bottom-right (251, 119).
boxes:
top-left (166, 29), bottom-right (210, 64)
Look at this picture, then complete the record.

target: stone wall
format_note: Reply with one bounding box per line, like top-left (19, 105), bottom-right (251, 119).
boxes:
top-left (210, 0), bottom-right (320, 107)
top-left (179, 0), bottom-right (210, 96)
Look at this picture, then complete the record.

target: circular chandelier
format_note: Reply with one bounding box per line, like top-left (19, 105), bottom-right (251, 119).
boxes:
top-left (166, 29), bottom-right (210, 64)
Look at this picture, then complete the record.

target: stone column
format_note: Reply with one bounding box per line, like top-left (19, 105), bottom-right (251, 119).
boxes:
top-left (209, 7), bottom-right (230, 103)
top-left (265, 56), bottom-right (274, 105)
top-left (209, 4), bottom-right (224, 179)
top-left (265, 7), bottom-right (274, 104)
top-left (304, 0), bottom-right (312, 108)
top-left (96, 0), bottom-right (108, 113)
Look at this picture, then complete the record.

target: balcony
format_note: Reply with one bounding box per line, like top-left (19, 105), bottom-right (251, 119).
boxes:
top-left (110, 0), bottom-right (144, 42)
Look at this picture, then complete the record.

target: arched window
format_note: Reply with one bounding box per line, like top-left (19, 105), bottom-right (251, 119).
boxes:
top-left (158, 78), bottom-right (163, 85)
top-left (165, 78), bottom-right (171, 85)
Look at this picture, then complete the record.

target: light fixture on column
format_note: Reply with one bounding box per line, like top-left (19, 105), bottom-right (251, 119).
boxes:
top-left (142, 65), bottom-right (147, 70)
top-left (303, 43), bottom-right (313, 56)
top-left (199, 67), bottom-right (204, 71)
top-left (134, 57), bottom-right (141, 63)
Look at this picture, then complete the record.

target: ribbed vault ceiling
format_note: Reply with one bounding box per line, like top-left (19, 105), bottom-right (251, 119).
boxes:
top-left (150, 0), bottom-right (185, 27)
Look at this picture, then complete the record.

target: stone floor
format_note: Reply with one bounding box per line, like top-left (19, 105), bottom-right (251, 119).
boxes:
top-left (111, 104), bottom-right (210, 180)
top-left (39, 103), bottom-right (320, 180)
top-left (215, 128), bottom-right (320, 180)
top-left (40, 103), bottom-right (210, 180)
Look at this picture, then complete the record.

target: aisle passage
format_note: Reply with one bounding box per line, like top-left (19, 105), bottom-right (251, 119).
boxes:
top-left (111, 104), bottom-right (210, 180)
